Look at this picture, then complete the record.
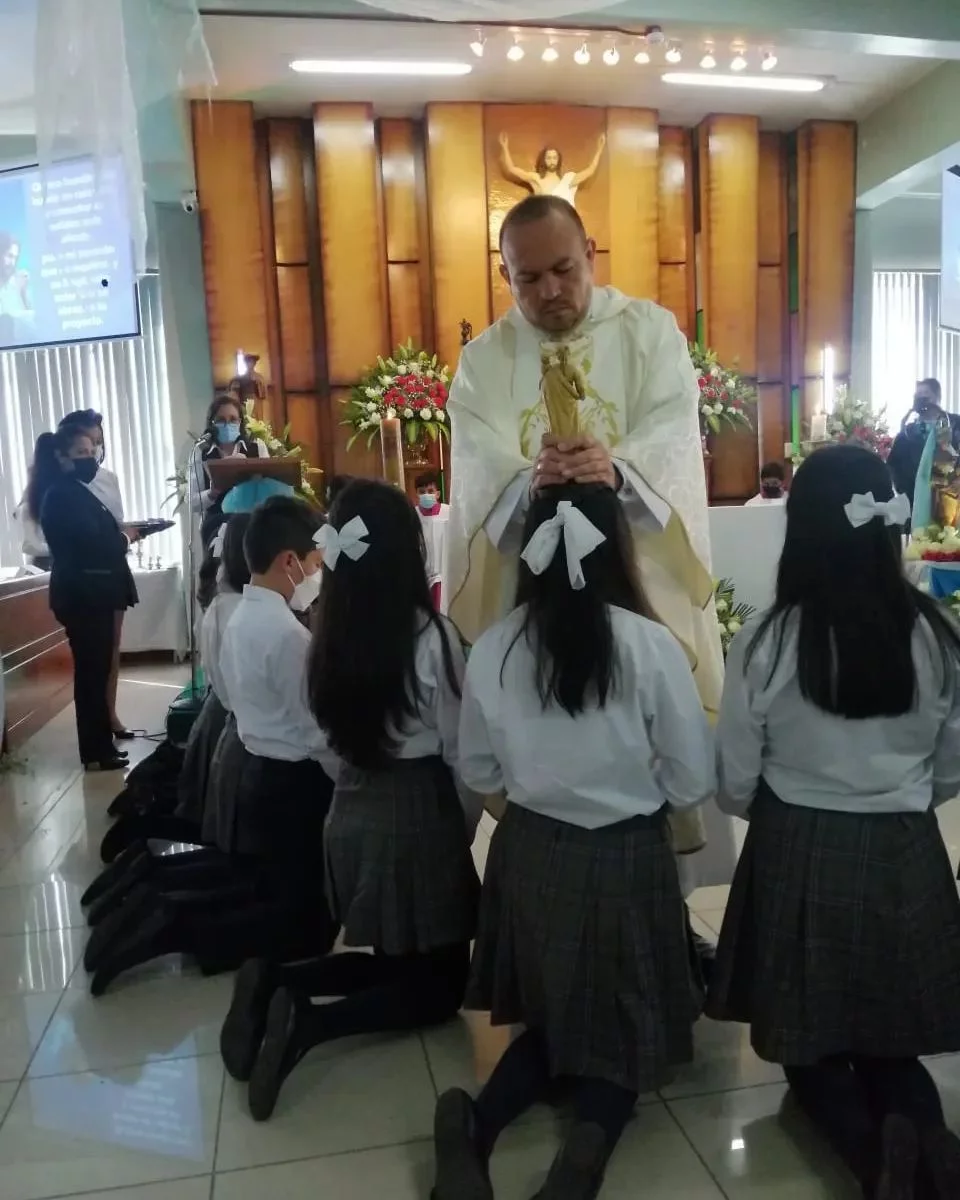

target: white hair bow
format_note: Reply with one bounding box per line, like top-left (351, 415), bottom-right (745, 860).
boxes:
top-left (520, 500), bottom-right (606, 590)
top-left (844, 491), bottom-right (911, 529)
top-left (314, 516), bottom-right (370, 569)
top-left (211, 523), bottom-right (228, 559)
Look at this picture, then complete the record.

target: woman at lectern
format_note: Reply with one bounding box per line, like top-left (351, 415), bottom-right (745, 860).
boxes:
top-left (187, 393), bottom-right (269, 547)
top-left (32, 427), bottom-right (139, 772)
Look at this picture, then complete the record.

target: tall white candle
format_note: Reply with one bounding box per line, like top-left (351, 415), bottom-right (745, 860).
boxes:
top-left (811, 412), bottom-right (828, 441)
top-left (822, 344), bottom-right (835, 414)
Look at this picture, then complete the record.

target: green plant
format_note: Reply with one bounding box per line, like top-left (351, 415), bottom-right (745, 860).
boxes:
top-left (714, 577), bottom-right (756, 656)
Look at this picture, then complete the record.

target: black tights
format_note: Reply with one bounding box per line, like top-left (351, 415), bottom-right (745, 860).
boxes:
top-left (472, 1028), bottom-right (637, 1156)
top-left (784, 1055), bottom-right (946, 1194)
top-left (283, 943), bottom-right (471, 1050)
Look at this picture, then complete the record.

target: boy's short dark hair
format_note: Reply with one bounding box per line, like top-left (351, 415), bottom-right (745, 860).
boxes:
top-left (760, 461), bottom-right (786, 481)
top-left (414, 470), bottom-right (440, 491)
top-left (244, 496), bottom-right (322, 575)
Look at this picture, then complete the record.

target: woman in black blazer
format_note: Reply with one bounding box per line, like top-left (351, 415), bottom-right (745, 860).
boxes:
top-left (34, 427), bottom-right (139, 771)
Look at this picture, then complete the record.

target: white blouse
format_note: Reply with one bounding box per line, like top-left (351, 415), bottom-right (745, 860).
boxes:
top-left (199, 589), bottom-right (242, 707)
top-left (717, 612), bottom-right (960, 818)
top-left (459, 605), bottom-right (714, 829)
top-left (219, 585), bottom-right (336, 774)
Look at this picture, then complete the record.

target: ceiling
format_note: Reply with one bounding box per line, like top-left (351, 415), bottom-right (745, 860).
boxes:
top-left (195, 15), bottom-right (936, 129)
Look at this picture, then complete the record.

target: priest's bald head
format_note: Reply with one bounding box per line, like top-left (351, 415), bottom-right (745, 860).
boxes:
top-left (499, 195), bottom-right (597, 334)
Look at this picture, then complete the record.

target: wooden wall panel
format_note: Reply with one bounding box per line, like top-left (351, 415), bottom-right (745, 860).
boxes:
top-left (314, 104), bottom-right (388, 386)
top-left (483, 105), bottom-right (609, 251)
top-left (330, 386), bottom-right (382, 479)
top-left (698, 114), bottom-right (760, 374)
top-left (285, 393), bottom-right (324, 479)
top-left (659, 264), bottom-right (692, 339)
top-left (426, 104), bottom-right (490, 371)
top-left (256, 122), bottom-right (284, 428)
top-left (191, 101), bottom-right (271, 387)
top-left (758, 383), bottom-right (788, 469)
top-left (698, 115), bottom-right (761, 500)
top-left (607, 108), bottom-right (659, 302)
top-left (796, 121), bottom-right (856, 405)
top-left (380, 119), bottom-right (420, 263)
top-left (387, 262), bottom-right (424, 348)
top-left (658, 127), bottom-right (692, 265)
top-left (757, 266), bottom-right (785, 384)
top-left (276, 266), bottom-right (315, 393)
top-left (268, 120), bottom-right (310, 265)
top-left (758, 133), bottom-right (786, 268)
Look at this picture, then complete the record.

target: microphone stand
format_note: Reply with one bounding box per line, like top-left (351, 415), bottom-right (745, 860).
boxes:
top-left (183, 432), bottom-right (212, 702)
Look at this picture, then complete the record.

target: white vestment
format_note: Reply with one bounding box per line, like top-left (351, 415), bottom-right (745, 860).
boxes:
top-left (444, 286), bottom-right (736, 890)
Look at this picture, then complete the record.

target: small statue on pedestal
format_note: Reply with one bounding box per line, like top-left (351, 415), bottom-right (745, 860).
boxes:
top-left (228, 353), bottom-right (267, 404)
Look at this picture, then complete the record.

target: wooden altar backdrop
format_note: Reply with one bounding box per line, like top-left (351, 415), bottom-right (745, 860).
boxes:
top-left (190, 101), bottom-right (855, 502)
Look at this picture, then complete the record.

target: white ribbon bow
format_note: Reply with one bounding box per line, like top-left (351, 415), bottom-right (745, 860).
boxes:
top-left (520, 500), bottom-right (606, 590)
top-left (314, 516), bottom-right (370, 569)
top-left (844, 491), bottom-right (911, 529)
top-left (210, 522), bottom-right (228, 559)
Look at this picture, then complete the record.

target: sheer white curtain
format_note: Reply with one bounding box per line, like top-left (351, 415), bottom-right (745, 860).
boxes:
top-left (872, 271), bottom-right (960, 430)
top-left (0, 274), bottom-right (178, 566)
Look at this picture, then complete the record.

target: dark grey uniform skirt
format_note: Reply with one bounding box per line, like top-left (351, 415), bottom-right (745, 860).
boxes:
top-left (176, 690), bottom-right (227, 825)
top-left (325, 756), bottom-right (479, 957)
top-left (201, 714), bottom-right (254, 852)
top-left (466, 802), bottom-right (701, 1094)
top-left (705, 781), bottom-right (960, 1065)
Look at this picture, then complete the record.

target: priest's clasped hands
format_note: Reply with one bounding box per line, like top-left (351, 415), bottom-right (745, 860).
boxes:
top-left (532, 432), bottom-right (619, 494)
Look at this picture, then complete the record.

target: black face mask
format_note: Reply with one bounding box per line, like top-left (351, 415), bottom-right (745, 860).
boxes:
top-left (73, 458), bottom-right (99, 485)
top-left (760, 481), bottom-right (783, 498)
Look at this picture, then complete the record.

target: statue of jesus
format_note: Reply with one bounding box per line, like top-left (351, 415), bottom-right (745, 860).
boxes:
top-left (498, 133), bottom-right (606, 211)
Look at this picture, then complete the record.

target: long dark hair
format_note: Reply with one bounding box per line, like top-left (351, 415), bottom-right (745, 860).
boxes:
top-left (197, 514), bottom-right (252, 611)
top-left (26, 427), bottom-right (89, 520)
top-left (508, 483), bottom-right (656, 715)
top-left (307, 479), bottom-right (462, 769)
top-left (746, 443), bottom-right (960, 717)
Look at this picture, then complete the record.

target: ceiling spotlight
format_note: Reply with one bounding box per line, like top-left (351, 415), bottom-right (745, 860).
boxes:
top-left (574, 42), bottom-right (591, 66)
top-left (730, 47), bottom-right (747, 72)
top-left (507, 39), bottom-right (525, 62)
top-left (634, 48), bottom-right (651, 65)
top-left (469, 30), bottom-right (485, 58)
top-left (542, 42), bottom-right (559, 63)
top-left (603, 43), bottom-right (620, 66)
top-left (665, 41), bottom-right (682, 64)
top-left (762, 49), bottom-right (778, 71)
top-left (700, 44), bottom-right (717, 70)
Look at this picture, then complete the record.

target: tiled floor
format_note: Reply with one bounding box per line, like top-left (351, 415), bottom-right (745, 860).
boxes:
top-left (2, 668), bottom-right (960, 1199)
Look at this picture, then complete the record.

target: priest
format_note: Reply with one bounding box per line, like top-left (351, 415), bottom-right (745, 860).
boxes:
top-left (445, 194), bottom-right (734, 893)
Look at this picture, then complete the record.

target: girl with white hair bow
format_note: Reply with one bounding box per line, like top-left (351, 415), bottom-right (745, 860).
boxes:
top-left (433, 482), bottom-right (714, 1200)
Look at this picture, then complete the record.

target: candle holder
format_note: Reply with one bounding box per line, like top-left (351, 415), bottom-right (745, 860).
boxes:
top-left (379, 416), bottom-right (405, 490)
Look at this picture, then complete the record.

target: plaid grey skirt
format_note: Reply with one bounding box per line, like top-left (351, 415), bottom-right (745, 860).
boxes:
top-left (176, 691), bottom-right (227, 826)
top-left (201, 714), bottom-right (254, 853)
top-left (325, 756), bottom-right (479, 957)
top-left (705, 781), bottom-right (960, 1065)
top-left (466, 803), bottom-right (701, 1094)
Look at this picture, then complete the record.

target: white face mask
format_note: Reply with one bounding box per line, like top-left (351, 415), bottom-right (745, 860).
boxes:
top-left (287, 559), bottom-right (322, 612)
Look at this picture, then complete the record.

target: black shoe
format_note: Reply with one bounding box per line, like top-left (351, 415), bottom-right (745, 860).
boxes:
top-left (82, 841), bottom-right (148, 907)
top-left (921, 1127), bottom-right (960, 1199)
top-left (248, 987), bottom-right (305, 1122)
top-left (876, 1114), bottom-right (918, 1200)
top-left (535, 1122), bottom-right (609, 1200)
top-left (83, 881), bottom-right (155, 973)
top-left (89, 901), bottom-right (179, 996)
top-left (86, 847), bottom-right (153, 926)
top-left (221, 959), bottom-right (276, 1082)
top-left (84, 755), bottom-right (129, 773)
top-left (112, 728), bottom-right (137, 741)
top-left (432, 1088), bottom-right (493, 1200)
